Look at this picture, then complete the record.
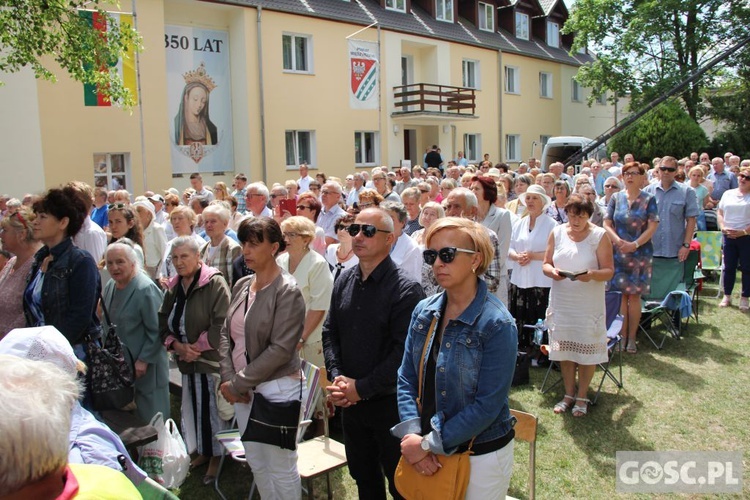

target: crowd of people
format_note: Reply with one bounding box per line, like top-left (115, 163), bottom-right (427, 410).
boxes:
top-left (0, 149), bottom-right (748, 499)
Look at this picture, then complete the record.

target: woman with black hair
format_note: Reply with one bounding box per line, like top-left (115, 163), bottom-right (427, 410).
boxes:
top-left (24, 186), bottom-right (102, 362)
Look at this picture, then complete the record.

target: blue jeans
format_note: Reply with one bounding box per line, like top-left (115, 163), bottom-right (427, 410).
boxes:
top-left (723, 234), bottom-right (750, 298)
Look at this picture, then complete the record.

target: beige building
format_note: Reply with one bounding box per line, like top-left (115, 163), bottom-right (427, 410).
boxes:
top-left (0, 0), bottom-right (615, 197)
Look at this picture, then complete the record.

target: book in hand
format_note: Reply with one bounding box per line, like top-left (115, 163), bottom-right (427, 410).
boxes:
top-left (558, 269), bottom-right (587, 280)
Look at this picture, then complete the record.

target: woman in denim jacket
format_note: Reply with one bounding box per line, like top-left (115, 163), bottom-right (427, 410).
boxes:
top-left (392, 217), bottom-right (518, 499)
top-left (24, 186), bottom-right (102, 361)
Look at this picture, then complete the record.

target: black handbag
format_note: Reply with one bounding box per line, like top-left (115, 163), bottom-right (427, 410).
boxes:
top-left (241, 379), bottom-right (302, 451)
top-left (86, 294), bottom-right (136, 412)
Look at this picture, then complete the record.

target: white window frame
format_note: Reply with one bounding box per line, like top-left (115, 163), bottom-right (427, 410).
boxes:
top-left (571, 79), bottom-right (582, 102)
top-left (504, 66), bottom-right (520, 94)
top-left (285, 130), bottom-right (316, 169)
top-left (547, 21), bottom-right (560, 48)
top-left (539, 72), bottom-right (553, 98)
top-left (515, 12), bottom-right (529, 40)
top-left (385, 0), bottom-right (406, 12)
top-left (94, 153), bottom-right (130, 191)
top-left (478, 2), bottom-right (494, 32)
top-left (436, 0), bottom-right (454, 22)
top-left (462, 59), bottom-right (480, 89)
top-left (505, 134), bottom-right (521, 162)
top-left (463, 134), bottom-right (481, 163)
top-left (354, 131), bottom-right (379, 166)
top-left (282, 33), bottom-right (313, 73)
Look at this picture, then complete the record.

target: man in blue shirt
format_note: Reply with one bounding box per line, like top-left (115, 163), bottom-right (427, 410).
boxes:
top-left (90, 188), bottom-right (108, 229)
top-left (707, 156), bottom-right (738, 205)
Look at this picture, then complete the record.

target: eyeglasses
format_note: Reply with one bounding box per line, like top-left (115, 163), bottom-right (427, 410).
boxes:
top-left (659, 166), bottom-right (677, 172)
top-left (604, 184), bottom-right (620, 189)
top-left (623, 171), bottom-right (640, 177)
top-left (321, 190), bottom-right (336, 195)
top-left (738, 174), bottom-right (750, 181)
top-left (419, 189), bottom-right (429, 194)
top-left (373, 177), bottom-right (385, 181)
top-left (297, 205), bottom-right (311, 211)
top-left (423, 247), bottom-right (477, 265)
top-left (347, 224), bottom-right (391, 238)
top-left (270, 194), bottom-right (281, 198)
top-left (358, 202), bottom-right (374, 209)
top-left (283, 232), bottom-right (299, 239)
top-left (247, 193), bottom-right (265, 197)
top-left (335, 224), bottom-right (351, 232)
top-left (108, 203), bottom-right (127, 209)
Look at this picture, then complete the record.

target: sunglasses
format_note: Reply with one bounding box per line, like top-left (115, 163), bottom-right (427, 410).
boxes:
top-left (604, 184), bottom-right (620, 188)
top-left (739, 174), bottom-right (750, 181)
top-left (419, 189), bottom-right (429, 194)
top-left (659, 166), bottom-right (677, 172)
top-left (108, 203), bottom-right (127, 209)
top-left (423, 247), bottom-right (477, 265)
top-left (297, 205), bottom-right (311, 211)
top-left (347, 224), bottom-right (391, 238)
top-left (335, 224), bottom-right (351, 232)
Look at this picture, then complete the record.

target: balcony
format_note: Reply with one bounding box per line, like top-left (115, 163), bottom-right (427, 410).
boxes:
top-left (392, 83), bottom-right (477, 121)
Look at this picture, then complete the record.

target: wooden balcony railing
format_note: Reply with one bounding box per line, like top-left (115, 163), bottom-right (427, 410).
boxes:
top-left (393, 83), bottom-right (476, 115)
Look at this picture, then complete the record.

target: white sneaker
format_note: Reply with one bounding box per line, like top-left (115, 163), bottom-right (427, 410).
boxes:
top-left (740, 297), bottom-right (749, 311)
top-left (719, 296), bottom-right (732, 308)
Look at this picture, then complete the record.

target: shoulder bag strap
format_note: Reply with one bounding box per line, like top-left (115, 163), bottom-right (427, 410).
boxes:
top-left (416, 315), bottom-right (438, 415)
top-left (99, 291), bottom-right (114, 330)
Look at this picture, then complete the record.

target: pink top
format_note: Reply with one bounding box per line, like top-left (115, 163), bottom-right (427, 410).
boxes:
top-left (230, 289), bottom-right (256, 371)
top-left (0, 256), bottom-right (33, 339)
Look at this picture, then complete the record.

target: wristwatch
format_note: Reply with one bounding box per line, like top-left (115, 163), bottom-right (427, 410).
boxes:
top-left (682, 243), bottom-right (690, 249)
top-left (420, 436), bottom-right (430, 452)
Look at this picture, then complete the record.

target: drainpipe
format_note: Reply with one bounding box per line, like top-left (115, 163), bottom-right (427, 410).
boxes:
top-left (497, 48), bottom-right (503, 162)
top-left (256, 6), bottom-right (267, 183)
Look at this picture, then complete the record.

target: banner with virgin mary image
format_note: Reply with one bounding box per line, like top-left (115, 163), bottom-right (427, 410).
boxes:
top-left (165, 25), bottom-right (234, 174)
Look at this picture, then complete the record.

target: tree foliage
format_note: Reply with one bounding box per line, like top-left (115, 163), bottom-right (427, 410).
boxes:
top-left (0, 0), bottom-right (141, 108)
top-left (609, 101), bottom-right (707, 161)
top-left (564, 0), bottom-right (750, 122)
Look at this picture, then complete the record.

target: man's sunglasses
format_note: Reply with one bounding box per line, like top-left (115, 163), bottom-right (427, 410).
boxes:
top-left (659, 166), bottom-right (677, 172)
top-left (347, 224), bottom-right (391, 238)
top-left (423, 247), bottom-right (477, 265)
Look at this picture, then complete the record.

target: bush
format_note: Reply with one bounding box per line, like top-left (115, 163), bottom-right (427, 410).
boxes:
top-left (610, 101), bottom-right (708, 162)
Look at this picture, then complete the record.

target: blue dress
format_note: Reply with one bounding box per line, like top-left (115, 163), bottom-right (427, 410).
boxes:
top-left (606, 191), bottom-right (659, 295)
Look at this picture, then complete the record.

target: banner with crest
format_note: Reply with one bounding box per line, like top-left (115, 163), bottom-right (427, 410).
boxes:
top-left (348, 39), bottom-right (379, 110)
top-left (165, 25), bottom-right (234, 174)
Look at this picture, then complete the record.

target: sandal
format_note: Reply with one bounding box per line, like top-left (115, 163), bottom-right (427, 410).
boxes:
top-left (626, 342), bottom-right (637, 354)
top-left (572, 397), bottom-right (590, 417)
top-left (553, 394), bottom-right (575, 414)
top-left (719, 296), bottom-right (732, 308)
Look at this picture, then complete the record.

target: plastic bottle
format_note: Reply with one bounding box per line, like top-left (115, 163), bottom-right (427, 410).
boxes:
top-left (533, 319), bottom-right (545, 345)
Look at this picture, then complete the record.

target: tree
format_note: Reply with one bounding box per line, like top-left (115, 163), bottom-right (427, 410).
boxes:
top-left (0, 0), bottom-right (141, 108)
top-left (609, 101), bottom-right (708, 161)
top-left (564, 0), bottom-right (750, 122)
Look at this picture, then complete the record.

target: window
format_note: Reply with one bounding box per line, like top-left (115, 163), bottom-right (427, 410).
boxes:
top-left (571, 79), bottom-right (582, 102)
top-left (462, 59), bottom-right (480, 89)
top-left (282, 34), bottom-right (312, 73)
top-left (596, 91), bottom-right (607, 105)
top-left (385, 0), bottom-right (405, 12)
top-left (354, 132), bottom-right (379, 166)
top-left (540, 135), bottom-right (551, 147)
top-left (515, 12), bottom-right (529, 40)
top-left (479, 2), bottom-right (494, 32)
top-left (463, 134), bottom-right (481, 163)
top-left (285, 130), bottom-right (315, 168)
top-left (94, 153), bottom-right (129, 191)
top-left (504, 66), bottom-right (520, 94)
top-left (436, 0), bottom-right (454, 22)
top-left (505, 134), bottom-right (521, 162)
top-left (539, 72), bottom-right (553, 98)
top-left (547, 21), bottom-right (560, 48)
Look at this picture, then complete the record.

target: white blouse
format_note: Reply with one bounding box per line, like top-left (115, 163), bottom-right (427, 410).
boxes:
top-left (509, 214), bottom-right (556, 289)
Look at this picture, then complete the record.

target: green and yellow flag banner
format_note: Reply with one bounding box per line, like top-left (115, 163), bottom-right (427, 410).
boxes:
top-left (81, 11), bottom-right (138, 107)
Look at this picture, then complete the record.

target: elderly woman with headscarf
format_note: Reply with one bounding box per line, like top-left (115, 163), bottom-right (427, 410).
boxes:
top-left (160, 236), bottom-right (230, 484)
top-left (104, 240), bottom-right (169, 424)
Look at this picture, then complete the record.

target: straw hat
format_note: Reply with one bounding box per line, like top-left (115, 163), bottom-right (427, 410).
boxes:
top-left (518, 184), bottom-right (552, 211)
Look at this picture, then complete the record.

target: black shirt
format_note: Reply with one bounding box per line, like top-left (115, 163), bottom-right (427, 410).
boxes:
top-left (323, 256), bottom-right (425, 400)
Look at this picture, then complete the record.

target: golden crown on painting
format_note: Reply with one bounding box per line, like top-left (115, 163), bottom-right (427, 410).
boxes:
top-left (182, 62), bottom-right (217, 92)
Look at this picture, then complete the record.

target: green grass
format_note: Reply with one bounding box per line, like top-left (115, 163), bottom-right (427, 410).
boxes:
top-left (172, 277), bottom-right (750, 499)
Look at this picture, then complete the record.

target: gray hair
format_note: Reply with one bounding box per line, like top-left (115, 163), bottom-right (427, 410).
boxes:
top-left (323, 181), bottom-right (342, 195)
top-left (0, 355), bottom-right (79, 494)
top-left (450, 187), bottom-right (478, 210)
top-left (202, 204), bottom-right (231, 224)
top-left (171, 235), bottom-right (201, 254)
top-left (381, 201), bottom-right (408, 224)
top-left (105, 238), bottom-right (142, 273)
top-left (400, 186), bottom-right (421, 202)
top-left (247, 182), bottom-right (270, 200)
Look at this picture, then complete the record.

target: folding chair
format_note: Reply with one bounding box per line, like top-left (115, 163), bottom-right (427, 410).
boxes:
top-left (507, 409), bottom-right (538, 500)
top-left (540, 291), bottom-right (624, 404)
top-left (214, 359), bottom-right (325, 500)
top-left (678, 248), bottom-right (701, 326)
top-left (695, 231), bottom-right (724, 298)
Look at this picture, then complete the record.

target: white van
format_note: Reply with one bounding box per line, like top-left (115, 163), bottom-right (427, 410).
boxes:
top-left (541, 136), bottom-right (605, 171)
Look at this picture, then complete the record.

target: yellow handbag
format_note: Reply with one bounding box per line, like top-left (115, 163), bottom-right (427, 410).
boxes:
top-left (394, 316), bottom-right (473, 500)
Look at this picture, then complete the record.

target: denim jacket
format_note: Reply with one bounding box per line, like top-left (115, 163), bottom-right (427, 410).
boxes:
top-left (24, 238), bottom-right (102, 346)
top-left (392, 279), bottom-right (517, 455)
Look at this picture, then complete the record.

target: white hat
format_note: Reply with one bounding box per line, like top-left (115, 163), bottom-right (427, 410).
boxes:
top-left (132, 199), bottom-right (155, 218)
top-left (148, 194), bottom-right (165, 204)
top-left (0, 326), bottom-right (79, 376)
top-left (518, 184), bottom-right (552, 211)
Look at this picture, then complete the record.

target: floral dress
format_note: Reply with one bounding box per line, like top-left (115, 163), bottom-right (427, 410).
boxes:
top-left (606, 190), bottom-right (659, 295)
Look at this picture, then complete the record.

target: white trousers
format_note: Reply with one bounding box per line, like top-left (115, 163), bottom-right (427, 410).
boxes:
top-left (465, 439), bottom-right (514, 500)
top-left (235, 376), bottom-right (303, 500)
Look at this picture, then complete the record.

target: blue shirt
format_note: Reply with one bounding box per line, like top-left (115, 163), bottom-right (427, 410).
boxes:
top-left (90, 205), bottom-right (108, 229)
top-left (707, 170), bottom-right (738, 202)
top-left (643, 181), bottom-right (699, 258)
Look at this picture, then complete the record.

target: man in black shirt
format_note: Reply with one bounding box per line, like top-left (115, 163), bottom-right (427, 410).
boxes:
top-left (323, 207), bottom-right (425, 500)
top-left (424, 145), bottom-right (443, 173)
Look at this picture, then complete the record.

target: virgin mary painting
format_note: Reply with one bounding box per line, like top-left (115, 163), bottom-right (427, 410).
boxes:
top-left (174, 62), bottom-right (218, 147)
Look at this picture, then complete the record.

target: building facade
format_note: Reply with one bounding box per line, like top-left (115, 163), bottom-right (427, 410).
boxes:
top-left (0, 0), bottom-right (615, 196)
